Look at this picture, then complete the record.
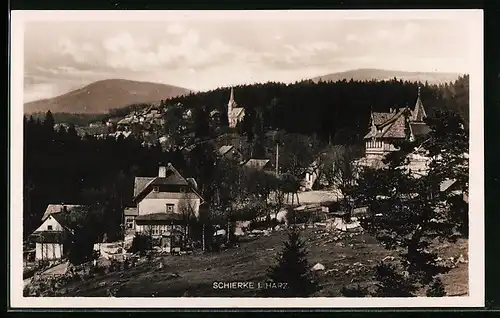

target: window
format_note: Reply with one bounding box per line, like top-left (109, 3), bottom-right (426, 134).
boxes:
top-left (166, 204), bottom-right (174, 213)
top-left (47, 225), bottom-right (53, 231)
top-left (126, 217), bottom-right (134, 229)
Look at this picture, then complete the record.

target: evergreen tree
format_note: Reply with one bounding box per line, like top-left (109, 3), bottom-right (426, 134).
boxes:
top-left (262, 228), bottom-right (319, 297)
top-left (194, 106), bottom-right (210, 138)
top-left (43, 110), bottom-right (55, 135)
top-left (241, 107), bottom-right (256, 142)
top-left (219, 104), bottom-right (229, 128)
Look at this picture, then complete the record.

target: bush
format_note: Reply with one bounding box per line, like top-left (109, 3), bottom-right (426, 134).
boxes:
top-left (128, 234), bottom-right (152, 256)
top-left (341, 284), bottom-right (368, 297)
top-left (67, 228), bottom-right (95, 266)
top-left (372, 263), bottom-right (418, 297)
top-left (285, 208), bottom-right (310, 226)
top-left (426, 278), bottom-right (446, 297)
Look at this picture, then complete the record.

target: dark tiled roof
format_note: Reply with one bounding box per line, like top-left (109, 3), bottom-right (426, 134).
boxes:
top-left (133, 164), bottom-right (204, 203)
top-left (134, 177), bottom-right (155, 198)
top-left (124, 207), bottom-right (139, 216)
top-left (135, 213), bottom-right (184, 222)
top-left (412, 96), bottom-right (427, 122)
top-left (372, 112), bottom-right (395, 126)
top-left (410, 122), bottom-right (431, 137)
top-left (383, 113), bottom-right (407, 138)
top-left (151, 175), bottom-right (189, 187)
top-left (218, 145), bottom-right (234, 156)
top-left (364, 109), bottom-right (409, 139)
top-left (42, 204), bottom-right (87, 221)
top-left (244, 159), bottom-right (271, 170)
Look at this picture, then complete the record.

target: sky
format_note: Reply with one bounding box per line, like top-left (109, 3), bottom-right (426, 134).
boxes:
top-left (22, 11), bottom-right (476, 102)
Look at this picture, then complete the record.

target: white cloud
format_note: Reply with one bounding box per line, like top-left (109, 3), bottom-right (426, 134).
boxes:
top-left (103, 32), bottom-right (140, 53)
top-left (55, 37), bottom-right (99, 65)
top-left (101, 28), bottom-right (236, 71)
top-left (24, 19), bottom-right (470, 101)
top-left (166, 23), bottom-right (185, 35)
top-left (24, 83), bottom-right (58, 102)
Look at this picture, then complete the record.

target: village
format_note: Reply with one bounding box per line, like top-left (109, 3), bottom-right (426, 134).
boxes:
top-left (22, 85), bottom-right (470, 298)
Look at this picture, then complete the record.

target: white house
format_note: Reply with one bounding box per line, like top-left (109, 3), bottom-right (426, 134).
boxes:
top-left (30, 208), bottom-right (77, 261)
top-left (124, 164), bottom-right (205, 251)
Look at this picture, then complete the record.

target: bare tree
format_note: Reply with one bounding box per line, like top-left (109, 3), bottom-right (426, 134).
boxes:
top-left (178, 192), bottom-right (198, 245)
top-left (321, 145), bottom-right (360, 218)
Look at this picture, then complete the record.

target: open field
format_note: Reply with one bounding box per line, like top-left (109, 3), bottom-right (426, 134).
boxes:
top-left (54, 228), bottom-right (468, 297)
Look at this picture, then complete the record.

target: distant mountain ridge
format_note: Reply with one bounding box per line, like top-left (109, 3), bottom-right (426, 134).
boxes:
top-left (24, 79), bottom-right (191, 114)
top-left (310, 68), bottom-right (463, 85)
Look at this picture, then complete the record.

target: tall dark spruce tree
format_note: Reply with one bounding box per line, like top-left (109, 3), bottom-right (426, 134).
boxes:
top-left (262, 228), bottom-right (319, 297)
top-left (353, 109), bottom-right (469, 297)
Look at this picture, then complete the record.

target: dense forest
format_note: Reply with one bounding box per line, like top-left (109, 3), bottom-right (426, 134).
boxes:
top-left (23, 76), bottom-right (469, 241)
top-left (38, 76), bottom-right (469, 138)
top-left (160, 75), bottom-right (470, 143)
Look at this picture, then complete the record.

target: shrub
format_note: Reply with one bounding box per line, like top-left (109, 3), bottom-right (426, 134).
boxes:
top-left (341, 284), bottom-right (368, 297)
top-left (426, 277), bottom-right (446, 297)
top-left (128, 234), bottom-right (152, 256)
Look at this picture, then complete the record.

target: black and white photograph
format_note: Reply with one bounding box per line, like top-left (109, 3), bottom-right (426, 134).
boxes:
top-left (10, 10), bottom-right (484, 308)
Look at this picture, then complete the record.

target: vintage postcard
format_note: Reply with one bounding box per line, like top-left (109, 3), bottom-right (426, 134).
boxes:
top-left (10, 10), bottom-right (484, 309)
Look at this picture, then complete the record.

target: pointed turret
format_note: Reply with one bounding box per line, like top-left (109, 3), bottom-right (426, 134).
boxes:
top-left (411, 86), bottom-right (427, 122)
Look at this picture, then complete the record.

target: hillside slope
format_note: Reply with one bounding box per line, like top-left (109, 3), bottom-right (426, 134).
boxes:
top-left (24, 79), bottom-right (191, 114)
top-left (311, 68), bottom-right (462, 85)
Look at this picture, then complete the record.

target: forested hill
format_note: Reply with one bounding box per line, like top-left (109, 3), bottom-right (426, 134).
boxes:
top-left (165, 75), bottom-right (469, 142)
top-left (35, 76), bottom-right (469, 142)
top-left (24, 79), bottom-right (191, 115)
top-left (310, 69), bottom-right (462, 85)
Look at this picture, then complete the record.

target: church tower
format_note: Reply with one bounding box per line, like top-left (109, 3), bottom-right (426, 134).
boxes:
top-left (228, 87), bottom-right (236, 114)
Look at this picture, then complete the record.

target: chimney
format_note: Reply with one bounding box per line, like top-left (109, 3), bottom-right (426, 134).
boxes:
top-left (158, 166), bottom-right (167, 178)
top-left (389, 108), bottom-right (393, 113)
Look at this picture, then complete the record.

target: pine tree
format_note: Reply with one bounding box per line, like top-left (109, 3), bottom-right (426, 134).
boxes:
top-left (262, 228), bottom-right (319, 297)
top-left (43, 110), bottom-right (55, 134)
top-left (194, 106), bottom-right (210, 138)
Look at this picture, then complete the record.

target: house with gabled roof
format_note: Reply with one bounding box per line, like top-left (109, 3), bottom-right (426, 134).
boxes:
top-left (363, 87), bottom-right (431, 161)
top-left (218, 145), bottom-right (244, 163)
top-left (30, 204), bottom-right (88, 261)
top-left (243, 158), bottom-right (272, 171)
top-left (124, 163), bottom-right (205, 252)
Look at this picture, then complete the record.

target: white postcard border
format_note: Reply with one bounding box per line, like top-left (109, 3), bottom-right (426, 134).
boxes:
top-left (10, 9), bottom-right (484, 309)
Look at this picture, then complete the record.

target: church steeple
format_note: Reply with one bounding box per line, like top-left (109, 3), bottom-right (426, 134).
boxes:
top-left (411, 86), bottom-right (427, 122)
top-left (228, 87), bottom-right (236, 113)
